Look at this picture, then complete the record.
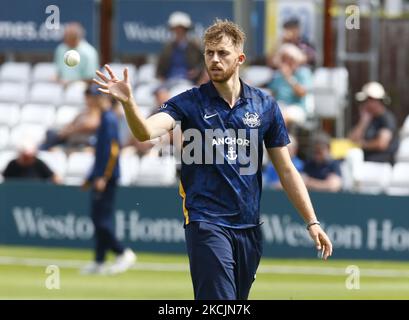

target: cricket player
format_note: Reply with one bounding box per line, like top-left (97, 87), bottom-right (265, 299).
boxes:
top-left (81, 84), bottom-right (136, 275)
top-left (94, 20), bottom-right (332, 299)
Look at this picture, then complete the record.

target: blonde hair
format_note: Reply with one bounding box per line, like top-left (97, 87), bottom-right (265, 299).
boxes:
top-left (203, 19), bottom-right (246, 50)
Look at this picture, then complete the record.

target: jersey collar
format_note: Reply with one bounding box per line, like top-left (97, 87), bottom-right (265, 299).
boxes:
top-left (205, 79), bottom-right (252, 101)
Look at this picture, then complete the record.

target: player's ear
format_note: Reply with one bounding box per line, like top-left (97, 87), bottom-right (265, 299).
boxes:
top-left (238, 53), bottom-right (246, 65)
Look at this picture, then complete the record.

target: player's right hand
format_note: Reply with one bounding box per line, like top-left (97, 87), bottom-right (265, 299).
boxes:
top-left (93, 64), bottom-right (132, 104)
top-left (308, 224), bottom-right (333, 260)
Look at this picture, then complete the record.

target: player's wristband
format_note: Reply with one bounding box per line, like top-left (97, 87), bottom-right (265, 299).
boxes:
top-left (306, 221), bottom-right (320, 230)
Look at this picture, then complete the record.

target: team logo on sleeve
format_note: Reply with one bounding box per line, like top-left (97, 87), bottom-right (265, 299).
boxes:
top-left (160, 103), bottom-right (168, 109)
top-left (242, 112), bottom-right (260, 128)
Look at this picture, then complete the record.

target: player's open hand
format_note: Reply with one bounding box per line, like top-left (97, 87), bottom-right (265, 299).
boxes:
top-left (93, 64), bottom-right (132, 104)
top-left (308, 224), bottom-right (333, 260)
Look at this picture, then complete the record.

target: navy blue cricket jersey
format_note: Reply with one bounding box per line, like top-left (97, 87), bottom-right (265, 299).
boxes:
top-left (159, 80), bottom-right (289, 229)
top-left (88, 109), bottom-right (120, 182)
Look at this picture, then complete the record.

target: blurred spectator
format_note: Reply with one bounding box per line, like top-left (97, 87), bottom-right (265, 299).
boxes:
top-left (263, 134), bottom-right (304, 189)
top-left (54, 22), bottom-right (99, 84)
top-left (348, 82), bottom-right (399, 164)
top-left (268, 44), bottom-right (312, 126)
top-left (3, 140), bottom-right (61, 184)
top-left (156, 11), bottom-right (204, 84)
top-left (40, 84), bottom-right (102, 151)
top-left (303, 133), bottom-right (342, 193)
top-left (267, 17), bottom-right (316, 68)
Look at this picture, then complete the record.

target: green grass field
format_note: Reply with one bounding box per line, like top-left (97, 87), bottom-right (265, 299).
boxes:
top-left (0, 245), bottom-right (408, 299)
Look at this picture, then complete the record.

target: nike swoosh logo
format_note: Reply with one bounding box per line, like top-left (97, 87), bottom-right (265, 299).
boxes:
top-left (204, 113), bottom-right (218, 119)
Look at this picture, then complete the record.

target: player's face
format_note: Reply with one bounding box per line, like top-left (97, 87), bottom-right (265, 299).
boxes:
top-left (204, 36), bottom-right (245, 83)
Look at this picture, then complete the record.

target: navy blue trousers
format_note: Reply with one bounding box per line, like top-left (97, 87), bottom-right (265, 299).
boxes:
top-left (91, 180), bottom-right (124, 263)
top-left (185, 221), bottom-right (263, 300)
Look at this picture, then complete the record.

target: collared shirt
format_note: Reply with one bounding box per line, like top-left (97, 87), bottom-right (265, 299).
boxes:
top-left (158, 80), bottom-right (290, 229)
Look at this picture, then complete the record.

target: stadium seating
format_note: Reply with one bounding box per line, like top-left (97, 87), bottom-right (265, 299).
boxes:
top-left (0, 150), bottom-right (17, 175)
top-left (0, 103), bottom-right (20, 128)
top-left (133, 83), bottom-right (158, 106)
top-left (312, 67), bottom-right (348, 137)
top-left (3, 61), bottom-right (408, 194)
top-left (9, 124), bottom-right (46, 150)
top-left (0, 62), bottom-right (31, 82)
top-left (0, 82), bottom-right (28, 104)
top-left (31, 62), bottom-right (57, 82)
top-left (37, 150), bottom-right (67, 178)
top-left (386, 162), bottom-right (409, 196)
top-left (63, 81), bottom-right (86, 106)
top-left (342, 148), bottom-right (364, 191)
top-left (136, 155), bottom-right (177, 186)
top-left (20, 104), bottom-right (56, 127)
top-left (119, 151), bottom-right (140, 186)
top-left (28, 82), bottom-right (63, 105)
top-left (136, 63), bottom-right (157, 84)
top-left (54, 105), bottom-right (81, 128)
top-left (0, 126), bottom-right (9, 150)
top-left (352, 161), bottom-right (392, 194)
top-left (64, 151), bottom-right (94, 185)
top-left (400, 115), bottom-right (409, 139)
top-left (240, 65), bottom-right (274, 87)
top-left (133, 105), bottom-right (154, 119)
top-left (395, 136), bottom-right (409, 162)
top-left (169, 81), bottom-right (194, 98)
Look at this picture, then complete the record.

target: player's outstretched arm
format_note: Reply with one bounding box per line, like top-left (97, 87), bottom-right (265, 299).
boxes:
top-left (93, 64), bottom-right (175, 141)
top-left (267, 146), bottom-right (333, 260)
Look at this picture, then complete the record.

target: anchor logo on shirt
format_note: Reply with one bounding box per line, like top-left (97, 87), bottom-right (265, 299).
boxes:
top-left (226, 146), bottom-right (238, 161)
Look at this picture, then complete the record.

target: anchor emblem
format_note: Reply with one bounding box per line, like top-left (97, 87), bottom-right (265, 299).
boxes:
top-left (226, 146), bottom-right (237, 161)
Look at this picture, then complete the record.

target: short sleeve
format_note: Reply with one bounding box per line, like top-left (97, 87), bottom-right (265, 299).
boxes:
top-left (157, 100), bottom-right (185, 123)
top-left (264, 100), bottom-right (290, 148)
top-left (381, 113), bottom-right (397, 132)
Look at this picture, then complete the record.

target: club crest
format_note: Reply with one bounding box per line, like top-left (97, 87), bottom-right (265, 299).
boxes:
top-left (242, 112), bottom-right (260, 128)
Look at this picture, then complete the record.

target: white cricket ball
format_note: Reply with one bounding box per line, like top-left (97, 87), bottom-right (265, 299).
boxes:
top-left (63, 50), bottom-right (80, 67)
